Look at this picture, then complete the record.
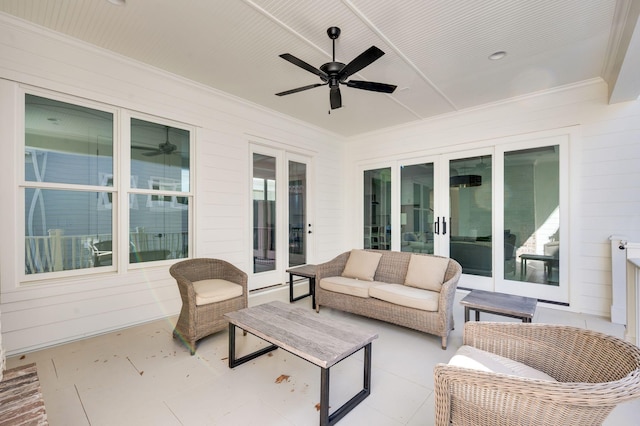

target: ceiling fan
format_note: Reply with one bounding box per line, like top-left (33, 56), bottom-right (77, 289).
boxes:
top-left (276, 27), bottom-right (397, 110)
top-left (132, 126), bottom-right (179, 156)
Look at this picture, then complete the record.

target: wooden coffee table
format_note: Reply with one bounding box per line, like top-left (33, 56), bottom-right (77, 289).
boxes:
top-left (224, 301), bottom-right (378, 425)
top-left (460, 289), bottom-right (537, 323)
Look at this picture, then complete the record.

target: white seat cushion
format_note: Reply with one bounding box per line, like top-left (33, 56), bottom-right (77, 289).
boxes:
top-left (448, 345), bottom-right (556, 381)
top-left (404, 254), bottom-right (449, 292)
top-left (369, 283), bottom-right (439, 311)
top-left (341, 249), bottom-right (382, 281)
top-left (192, 279), bottom-right (243, 306)
top-left (319, 276), bottom-right (383, 298)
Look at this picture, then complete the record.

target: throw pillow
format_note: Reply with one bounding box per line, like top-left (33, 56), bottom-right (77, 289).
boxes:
top-left (404, 254), bottom-right (449, 292)
top-left (341, 249), bottom-right (382, 281)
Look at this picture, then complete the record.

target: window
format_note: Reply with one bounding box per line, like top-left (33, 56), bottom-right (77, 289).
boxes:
top-left (22, 93), bottom-right (192, 277)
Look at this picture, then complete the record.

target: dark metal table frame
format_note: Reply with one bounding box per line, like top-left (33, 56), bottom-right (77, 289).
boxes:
top-left (226, 302), bottom-right (375, 426)
top-left (286, 264), bottom-right (317, 309)
top-left (461, 289), bottom-right (537, 323)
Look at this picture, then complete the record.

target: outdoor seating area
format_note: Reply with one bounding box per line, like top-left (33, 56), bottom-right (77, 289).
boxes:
top-left (4, 290), bottom-right (639, 425)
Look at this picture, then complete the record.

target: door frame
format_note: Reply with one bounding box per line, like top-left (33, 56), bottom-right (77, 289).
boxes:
top-left (249, 143), bottom-right (314, 291)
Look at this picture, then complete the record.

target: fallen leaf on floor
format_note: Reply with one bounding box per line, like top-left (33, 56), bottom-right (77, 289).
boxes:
top-left (268, 353), bottom-right (273, 357)
top-left (139, 371), bottom-right (144, 376)
top-left (20, 355), bottom-right (26, 360)
top-left (315, 403), bottom-right (321, 411)
top-left (275, 374), bottom-right (290, 384)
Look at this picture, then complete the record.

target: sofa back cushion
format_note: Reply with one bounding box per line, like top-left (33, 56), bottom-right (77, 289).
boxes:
top-left (341, 249), bottom-right (382, 281)
top-left (404, 254), bottom-right (449, 292)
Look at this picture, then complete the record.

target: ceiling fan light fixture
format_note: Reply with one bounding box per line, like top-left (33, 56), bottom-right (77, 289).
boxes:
top-left (489, 51), bottom-right (507, 60)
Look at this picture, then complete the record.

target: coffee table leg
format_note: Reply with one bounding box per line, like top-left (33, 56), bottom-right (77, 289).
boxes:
top-left (322, 343), bottom-right (372, 426)
top-left (227, 323), bottom-right (278, 368)
top-left (289, 273), bottom-right (294, 303)
top-left (464, 306), bottom-right (470, 322)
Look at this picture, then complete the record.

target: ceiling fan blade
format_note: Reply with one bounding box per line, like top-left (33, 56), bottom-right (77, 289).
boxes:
top-left (132, 146), bottom-right (158, 151)
top-left (338, 46), bottom-right (385, 81)
top-left (142, 151), bottom-right (162, 157)
top-left (330, 87), bottom-right (342, 109)
top-left (279, 53), bottom-right (328, 80)
top-left (276, 83), bottom-right (326, 96)
top-left (345, 80), bottom-right (397, 93)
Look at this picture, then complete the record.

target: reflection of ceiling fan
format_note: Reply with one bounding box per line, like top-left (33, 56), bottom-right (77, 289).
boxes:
top-left (276, 26), bottom-right (397, 110)
top-left (132, 126), bottom-right (178, 156)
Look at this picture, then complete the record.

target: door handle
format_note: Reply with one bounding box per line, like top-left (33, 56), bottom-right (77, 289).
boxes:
top-left (442, 217), bottom-right (447, 235)
top-left (434, 217), bottom-right (440, 235)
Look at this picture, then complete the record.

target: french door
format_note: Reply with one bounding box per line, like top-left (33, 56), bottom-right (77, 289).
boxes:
top-left (366, 135), bottom-right (568, 303)
top-left (250, 146), bottom-right (313, 291)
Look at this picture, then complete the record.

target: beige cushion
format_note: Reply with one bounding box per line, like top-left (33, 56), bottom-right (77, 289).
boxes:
top-left (341, 249), bottom-right (382, 281)
top-left (404, 254), bottom-right (449, 292)
top-left (319, 276), bottom-right (383, 298)
top-left (448, 345), bottom-right (556, 381)
top-left (369, 283), bottom-right (439, 311)
top-left (192, 279), bottom-right (243, 306)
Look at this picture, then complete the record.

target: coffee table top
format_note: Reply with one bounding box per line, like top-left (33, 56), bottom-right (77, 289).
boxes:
top-left (224, 301), bottom-right (377, 369)
top-left (460, 289), bottom-right (537, 320)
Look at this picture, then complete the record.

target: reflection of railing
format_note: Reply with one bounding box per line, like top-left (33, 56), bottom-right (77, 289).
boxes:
top-left (25, 230), bottom-right (188, 274)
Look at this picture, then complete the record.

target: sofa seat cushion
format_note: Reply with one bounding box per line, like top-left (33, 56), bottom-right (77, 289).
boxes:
top-left (319, 276), bottom-right (383, 298)
top-left (404, 254), bottom-right (449, 292)
top-left (369, 284), bottom-right (439, 311)
top-left (341, 249), bottom-right (383, 281)
top-left (448, 345), bottom-right (556, 381)
top-left (192, 279), bottom-right (244, 306)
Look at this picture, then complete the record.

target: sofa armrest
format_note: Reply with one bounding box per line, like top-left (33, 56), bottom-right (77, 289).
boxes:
top-left (316, 251), bottom-right (350, 282)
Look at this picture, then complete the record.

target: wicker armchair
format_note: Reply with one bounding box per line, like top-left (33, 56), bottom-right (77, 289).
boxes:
top-left (170, 258), bottom-right (248, 355)
top-left (434, 322), bottom-right (640, 425)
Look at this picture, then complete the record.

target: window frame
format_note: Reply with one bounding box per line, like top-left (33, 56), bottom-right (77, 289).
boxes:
top-left (19, 88), bottom-right (195, 283)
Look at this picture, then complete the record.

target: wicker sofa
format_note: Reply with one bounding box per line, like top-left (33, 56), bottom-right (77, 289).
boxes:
top-left (315, 249), bottom-right (462, 349)
top-left (434, 321), bottom-right (640, 425)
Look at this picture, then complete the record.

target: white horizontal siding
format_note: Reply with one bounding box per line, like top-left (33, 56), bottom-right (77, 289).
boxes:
top-left (0, 15), bottom-right (346, 355)
top-left (347, 80), bottom-right (640, 317)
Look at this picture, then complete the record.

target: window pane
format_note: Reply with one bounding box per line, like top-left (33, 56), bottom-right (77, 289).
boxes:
top-left (25, 94), bottom-right (113, 186)
top-left (289, 161), bottom-right (306, 267)
top-left (505, 146), bottom-right (560, 284)
top-left (25, 189), bottom-right (112, 274)
top-left (129, 194), bottom-right (189, 263)
top-left (449, 155), bottom-right (492, 276)
top-left (131, 119), bottom-right (190, 192)
top-left (364, 168), bottom-right (391, 250)
top-left (253, 154), bottom-right (276, 273)
top-left (400, 164), bottom-right (434, 254)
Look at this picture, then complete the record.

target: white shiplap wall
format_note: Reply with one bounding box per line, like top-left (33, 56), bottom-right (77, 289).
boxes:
top-left (346, 80), bottom-right (640, 316)
top-left (0, 15), bottom-right (347, 355)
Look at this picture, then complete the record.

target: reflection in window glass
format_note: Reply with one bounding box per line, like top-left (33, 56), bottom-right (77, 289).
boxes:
top-left (505, 146), bottom-right (560, 285)
top-left (24, 189), bottom-right (112, 273)
top-left (253, 154), bottom-right (276, 273)
top-left (130, 119), bottom-right (191, 264)
top-left (24, 94), bottom-right (114, 275)
top-left (364, 168), bottom-right (391, 250)
top-left (25, 94), bottom-right (113, 185)
top-left (289, 161), bottom-right (306, 267)
top-left (129, 195), bottom-right (189, 264)
top-left (400, 164), bottom-right (434, 254)
top-left (449, 156), bottom-right (492, 276)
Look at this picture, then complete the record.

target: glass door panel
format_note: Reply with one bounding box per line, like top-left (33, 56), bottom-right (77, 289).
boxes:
top-left (448, 155), bottom-right (493, 277)
top-left (288, 160), bottom-right (306, 267)
top-left (505, 147), bottom-right (560, 281)
top-left (364, 168), bottom-right (391, 250)
top-left (400, 163), bottom-right (434, 254)
top-left (253, 153), bottom-right (276, 273)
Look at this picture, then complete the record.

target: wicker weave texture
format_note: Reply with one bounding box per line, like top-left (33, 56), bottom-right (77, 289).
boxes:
top-left (169, 258), bottom-right (248, 355)
top-left (315, 250), bottom-right (462, 349)
top-left (434, 322), bottom-right (640, 425)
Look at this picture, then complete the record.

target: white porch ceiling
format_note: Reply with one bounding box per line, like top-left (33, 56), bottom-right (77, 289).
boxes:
top-left (1, 0), bottom-right (639, 137)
